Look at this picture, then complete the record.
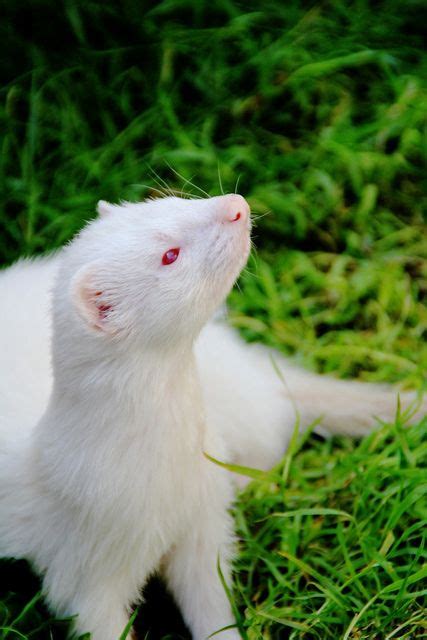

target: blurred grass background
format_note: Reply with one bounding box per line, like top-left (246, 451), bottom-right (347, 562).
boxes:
top-left (0, 1), bottom-right (426, 638)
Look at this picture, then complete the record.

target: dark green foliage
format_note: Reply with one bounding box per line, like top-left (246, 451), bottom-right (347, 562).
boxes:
top-left (0, 1), bottom-right (426, 638)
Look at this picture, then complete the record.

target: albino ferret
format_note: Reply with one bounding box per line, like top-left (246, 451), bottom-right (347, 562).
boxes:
top-left (0, 195), bottom-right (424, 639)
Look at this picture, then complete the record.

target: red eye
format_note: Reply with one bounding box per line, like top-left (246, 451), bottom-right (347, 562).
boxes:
top-left (162, 247), bottom-right (180, 265)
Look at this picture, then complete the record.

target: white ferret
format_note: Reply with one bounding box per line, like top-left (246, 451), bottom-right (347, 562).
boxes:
top-left (0, 194), bottom-right (424, 640)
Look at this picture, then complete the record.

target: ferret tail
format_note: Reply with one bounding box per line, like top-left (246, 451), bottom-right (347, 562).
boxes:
top-left (277, 363), bottom-right (427, 437)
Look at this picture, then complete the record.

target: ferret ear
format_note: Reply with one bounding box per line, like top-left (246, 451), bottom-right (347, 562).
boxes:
top-left (97, 200), bottom-right (115, 217)
top-left (71, 266), bottom-right (116, 334)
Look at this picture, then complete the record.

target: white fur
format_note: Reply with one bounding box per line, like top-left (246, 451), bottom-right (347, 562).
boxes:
top-left (0, 194), bottom-right (425, 640)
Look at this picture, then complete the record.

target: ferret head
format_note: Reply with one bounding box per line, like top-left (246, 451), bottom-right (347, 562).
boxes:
top-left (58, 194), bottom-right (251, 350)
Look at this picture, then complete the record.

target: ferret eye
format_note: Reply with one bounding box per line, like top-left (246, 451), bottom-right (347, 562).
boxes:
top-left (162, 247), bottom-right (180, 266)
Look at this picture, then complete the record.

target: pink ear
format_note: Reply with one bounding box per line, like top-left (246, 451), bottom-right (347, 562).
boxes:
top-left (93, 291), bottom-right (113, 321)
top-left (71, 267), bottom-right (115, 333)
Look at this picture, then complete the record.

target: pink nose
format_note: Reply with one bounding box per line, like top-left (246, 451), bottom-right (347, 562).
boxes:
top-left (222, 194), bottom-right (250, 223)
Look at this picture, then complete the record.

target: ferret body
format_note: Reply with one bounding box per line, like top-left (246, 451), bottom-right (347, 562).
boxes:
top-left (0, 195), bottom-right (424, 640)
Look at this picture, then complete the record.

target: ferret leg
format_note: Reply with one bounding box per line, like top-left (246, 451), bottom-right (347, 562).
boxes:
top-left (163, 504), bottom-right (240, 640)
top-left (43, 571), bottom-right (137, 640)
top-left (70, 598), bottom-right (131, 640)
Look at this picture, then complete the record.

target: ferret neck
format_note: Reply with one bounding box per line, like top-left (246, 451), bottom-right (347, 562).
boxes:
top-left (45, 315), bottom-right (205, 447)
top-left (52, 336), bottom-right (196, 399)
top-left (35, 339), bottom-right (205, 486)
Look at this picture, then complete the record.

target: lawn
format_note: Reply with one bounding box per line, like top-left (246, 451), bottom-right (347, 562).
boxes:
top-left (0, 1), bottom-right (426, 638)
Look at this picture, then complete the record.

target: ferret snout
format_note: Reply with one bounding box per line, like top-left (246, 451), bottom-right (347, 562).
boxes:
top-left (219, 194), bottom-right (250, 224)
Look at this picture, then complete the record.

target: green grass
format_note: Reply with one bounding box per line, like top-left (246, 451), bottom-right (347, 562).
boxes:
top-left (232, 415), bottom-right (427, 639)
top-left (0, 0), bottom-right (426, 638)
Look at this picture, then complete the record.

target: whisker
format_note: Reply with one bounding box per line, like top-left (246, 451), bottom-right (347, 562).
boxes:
top-left (148, 169), bottom-right (177, 198)
top-left (149, 169), bottom-right (170, 190)
top-left (217, 162), bottom-right (224, 196)
top-left (234, 278), bottom-right (243, 293)
top-left (144, 166), bottom-right (206, 200)
top-left (248, 243), bottom-right (261, 273)
top-left (164, 162), bottom-right (210, 198)
top-left (174, 183), bottom-right (204, 199)
top-left (134, 183), bottom-right (169, 199)
top-left (133, 183), bottom-right (204, 201)
top-left (250, 210), bottom-right (272, 222)
top-left (234, 174), bottom-right (241, 195)
top-left (241, 266), bottom-right (259, 280)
